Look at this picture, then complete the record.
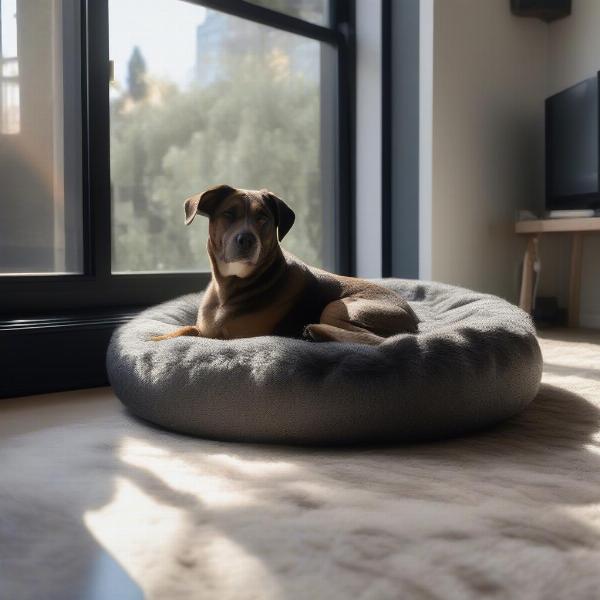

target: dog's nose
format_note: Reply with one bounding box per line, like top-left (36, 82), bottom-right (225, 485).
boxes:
top-left (235, 232), bottom-right (255, 252)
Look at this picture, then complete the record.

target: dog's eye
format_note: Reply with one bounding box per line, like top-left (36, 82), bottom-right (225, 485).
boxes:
top-left (256, 212), bottom-right (269, 223)
top-left (221, 210), bottom-right (235, 220)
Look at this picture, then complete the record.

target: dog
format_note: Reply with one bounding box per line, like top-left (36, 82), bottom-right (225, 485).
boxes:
top-left (152, 185), bottom-right (419, 345)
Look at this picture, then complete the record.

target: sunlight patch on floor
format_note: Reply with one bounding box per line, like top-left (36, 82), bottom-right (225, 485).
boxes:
top-left (83, 453), bottom-right (284, 599)
top-left (84, 476), bottom-right (186, 592)
top-left (199, 535), bottom-right (282, 599)
top-left (206, 452), bottom-right (300, 478)
top-left (116, 436), bottom-right (292, 508)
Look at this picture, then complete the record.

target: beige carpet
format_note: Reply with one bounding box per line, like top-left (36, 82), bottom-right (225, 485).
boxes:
top-left (1, 329), bottom-right (599, 600)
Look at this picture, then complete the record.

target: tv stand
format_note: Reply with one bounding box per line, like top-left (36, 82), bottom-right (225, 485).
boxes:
top-left (515, 217), bottom-right (600, 327)
top-left (547, 209), bottom-right (596, 219)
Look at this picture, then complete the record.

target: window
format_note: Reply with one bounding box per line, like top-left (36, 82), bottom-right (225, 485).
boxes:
top-left (109, 0), bottom-right (336, 273)
top-left (0, 0), bottom-right (354, 397)
top-left (0, 0), bottom-right (82, 274)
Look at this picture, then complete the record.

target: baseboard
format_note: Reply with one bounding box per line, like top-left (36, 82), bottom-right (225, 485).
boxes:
top-left (0, 309), bottom-right (140, 399)
top-left (580, 311), bottom-right (600, 329)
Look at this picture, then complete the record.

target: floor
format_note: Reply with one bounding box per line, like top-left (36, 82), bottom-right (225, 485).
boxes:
top-left (1, 329), bottom-right (599, 600)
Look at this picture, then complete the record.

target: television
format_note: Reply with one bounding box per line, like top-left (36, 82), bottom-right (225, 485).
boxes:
top-left (545, 73), bottom-right (600, 212)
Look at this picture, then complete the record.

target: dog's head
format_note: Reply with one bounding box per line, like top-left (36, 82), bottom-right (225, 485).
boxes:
top-left (184, 185), bottom-right (295, 278)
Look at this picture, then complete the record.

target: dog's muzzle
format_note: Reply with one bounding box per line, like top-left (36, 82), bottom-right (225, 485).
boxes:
top-left (235, 232), bottom-right (256, 253)
top-left (225, 230), bottom-right (261, 265)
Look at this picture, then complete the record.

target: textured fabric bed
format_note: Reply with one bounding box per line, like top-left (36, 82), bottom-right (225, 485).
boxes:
top-left (107, 279), bottom-right (542, 444)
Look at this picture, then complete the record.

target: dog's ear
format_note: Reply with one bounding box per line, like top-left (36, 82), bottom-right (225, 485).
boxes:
top-left (184, 185), bottom-right (236, 225)
top-left (262, 190), bottom-right (295, 241)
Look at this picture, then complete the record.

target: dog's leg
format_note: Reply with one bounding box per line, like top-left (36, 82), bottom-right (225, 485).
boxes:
top-left (325, 297), bottom-right (418, 335)
top-left (151, 325), bottom-right (201, 342)
top-left (304, 323), bottom-right (384, 345)
top-left (307, 297), bottom-right (417, 345)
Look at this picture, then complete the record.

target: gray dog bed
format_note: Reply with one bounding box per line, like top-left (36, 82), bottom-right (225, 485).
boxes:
top-left (106, 279), bottom-right (542, 445)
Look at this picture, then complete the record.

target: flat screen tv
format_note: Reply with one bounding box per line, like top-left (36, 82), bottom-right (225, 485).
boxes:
top-left (545, 73), bottom-right (600, 211)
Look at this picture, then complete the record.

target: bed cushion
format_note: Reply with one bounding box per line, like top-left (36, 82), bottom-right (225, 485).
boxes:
top-left (106, 279), bottom-right (542, 445)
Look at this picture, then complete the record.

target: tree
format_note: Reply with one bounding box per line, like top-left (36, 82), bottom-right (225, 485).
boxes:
top-left (110, 36), bottom-right (322, 273)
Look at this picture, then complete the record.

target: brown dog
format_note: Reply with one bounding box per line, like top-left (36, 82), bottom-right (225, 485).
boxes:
top-left (152, 185), bottom-right (418, 345)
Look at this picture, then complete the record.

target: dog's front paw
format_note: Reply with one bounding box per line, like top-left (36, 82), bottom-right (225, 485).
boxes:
top-left (302, 324), bottom-right (318, 342)
top-left (303, 324), bottom-right (328, 342)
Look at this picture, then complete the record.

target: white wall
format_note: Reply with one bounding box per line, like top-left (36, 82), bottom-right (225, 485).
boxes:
top-left (429, 0), bottom-right (547, 301)
top-left (546, 0), bottom-right (600, 327)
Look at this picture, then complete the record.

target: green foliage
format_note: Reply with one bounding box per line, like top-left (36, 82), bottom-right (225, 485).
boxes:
top-left (111, 50), bottom-right (323, 273)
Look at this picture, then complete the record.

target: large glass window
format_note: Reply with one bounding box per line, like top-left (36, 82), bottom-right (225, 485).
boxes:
top-left (109, 0), bottom-right (336, 273)
top-left (0, 0), bottom-right (82, 275)
top-left (0, 0), bottom-right (350, 317)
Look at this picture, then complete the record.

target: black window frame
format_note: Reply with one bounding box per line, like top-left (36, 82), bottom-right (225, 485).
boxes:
top-left (0, 0), bottom-right (355, 397)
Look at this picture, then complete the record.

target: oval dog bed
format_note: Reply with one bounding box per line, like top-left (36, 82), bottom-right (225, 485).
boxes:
top-left (107, 279), bottom-right (542, 445)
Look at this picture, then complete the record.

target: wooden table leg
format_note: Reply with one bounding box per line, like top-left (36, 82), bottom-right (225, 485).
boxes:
top-left (519, 235), bottom-right (539, 314)
top-left (568, 232), bottom-right (583, 328)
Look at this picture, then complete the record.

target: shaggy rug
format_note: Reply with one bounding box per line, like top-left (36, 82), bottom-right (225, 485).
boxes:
top-left (0, 329), bottom-right (599, 600)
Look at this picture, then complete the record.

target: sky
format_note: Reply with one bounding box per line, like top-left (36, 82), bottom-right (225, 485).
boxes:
top-left (109, 0), bottom-right (207, 90)
top-left (1, 0), bottom-right (206, 87)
